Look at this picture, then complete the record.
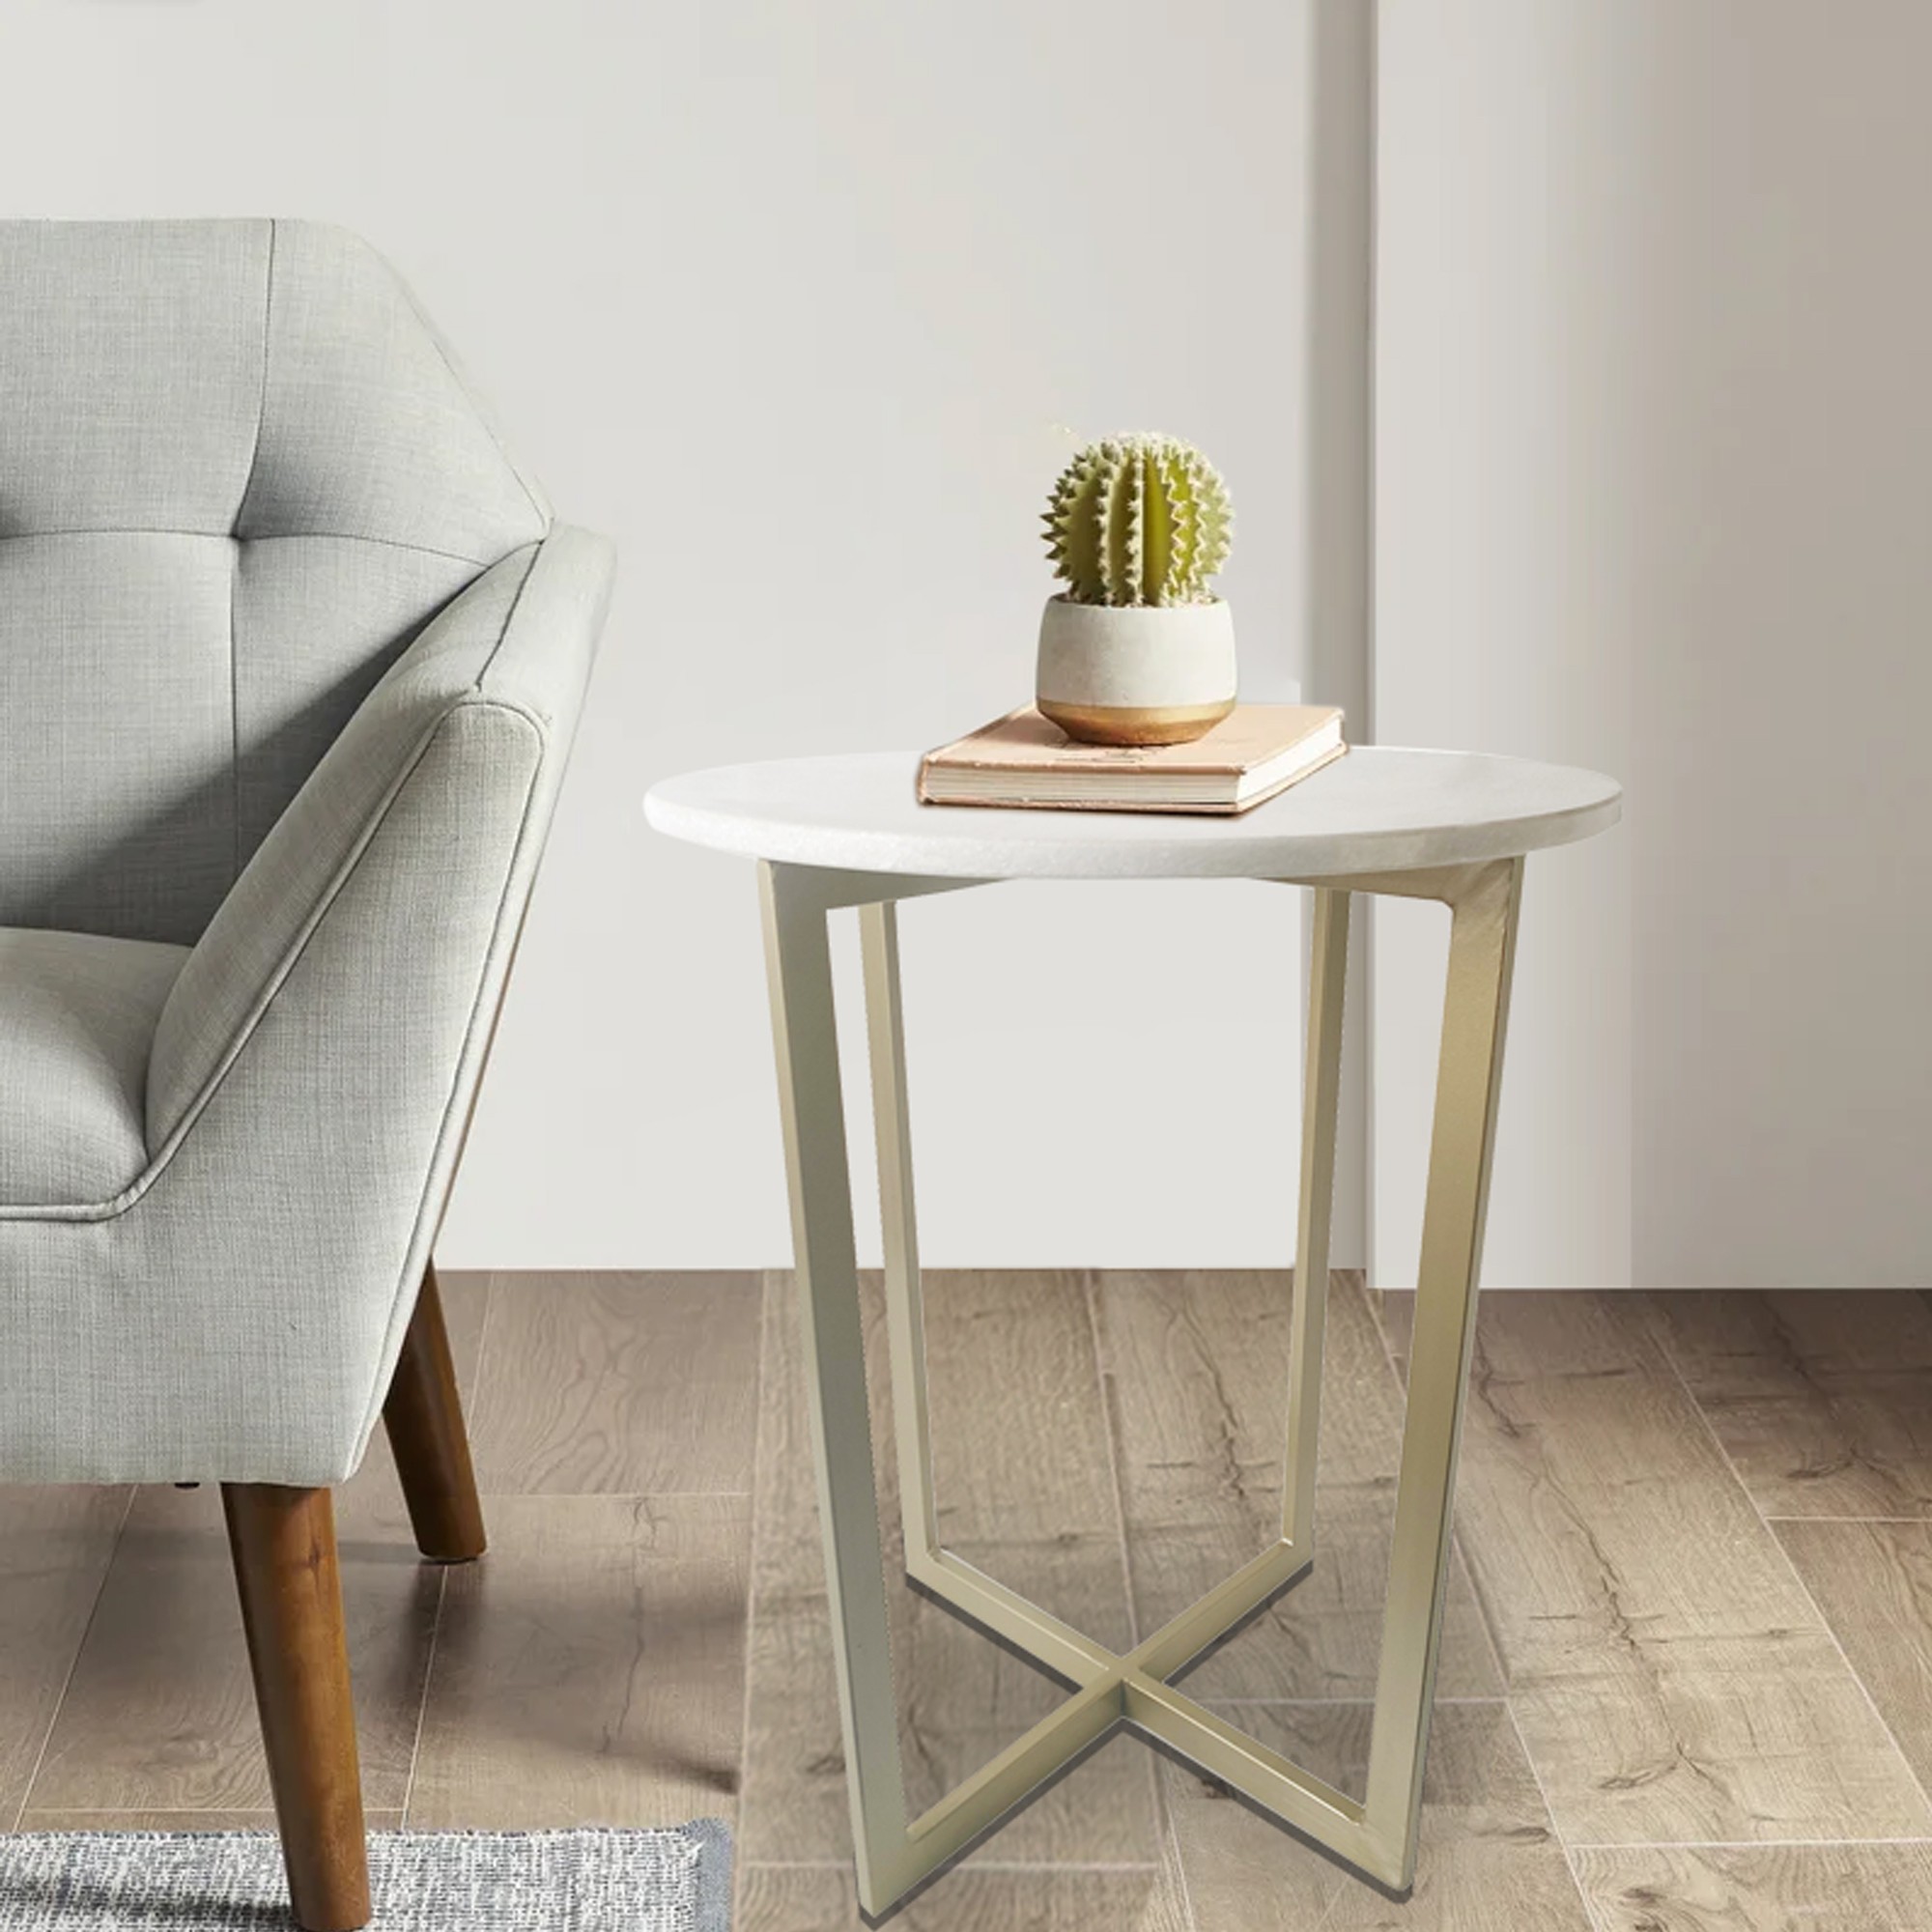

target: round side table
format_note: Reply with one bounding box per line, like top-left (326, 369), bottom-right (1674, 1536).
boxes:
top-left (645, 746), bottom-right (1621, 1913)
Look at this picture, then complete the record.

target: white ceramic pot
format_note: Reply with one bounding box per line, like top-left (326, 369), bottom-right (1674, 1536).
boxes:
top-left (1035, 594), bottom-right (1237, 746)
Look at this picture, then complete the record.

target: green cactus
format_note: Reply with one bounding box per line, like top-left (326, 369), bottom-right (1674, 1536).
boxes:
top-left (1041, 433), bottom-right (1234, 607)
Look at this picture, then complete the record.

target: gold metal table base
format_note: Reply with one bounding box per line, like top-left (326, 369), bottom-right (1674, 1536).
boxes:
top-left (759, 854), bottom-right (1522, 1917)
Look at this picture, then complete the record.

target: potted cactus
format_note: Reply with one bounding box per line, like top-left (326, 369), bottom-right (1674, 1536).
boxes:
top-left (1037, 432), bottom-right (1236, 745)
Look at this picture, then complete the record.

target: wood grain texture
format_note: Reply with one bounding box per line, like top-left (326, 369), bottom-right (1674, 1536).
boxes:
top-left (1092, 1268), bottom-right (1500, 1708)
top-left (1164, 1702), bottom-right (1593, 1931)
top-left (0, 1487), bottom-right (129, 1831)
top-left (739, 1268), bottom-right (1162, 1869)
top-left (382, 1263), bottom-right (487, 1562)
top-left (22, 1278), bottom-right (487, 1821)
top-left (222, 1484), bottom-right (369, 1932)
top-left (19, 1271), bottom-right (1932, 1932)
top-left (407, 1492), bottom-right (751, 1829)
top-left (359, 1271), bottom-right (491, 1504)
top-left (1403, 1292), bottom-right (1932, 1847)
top-left (467, 1271), bottom-right (761, 1495)
top-left (1646, 1290), bottom-right (1932, 1520)
top-left (1368, 1285), bottom-right (1417, 1379)
top-left (1574, 1843), bottom-right (1932, 1932)
top-left (738, 1863), bottom-right (1191, 1932)
top-left (1776, 1518), bottom-right (1932, 1797)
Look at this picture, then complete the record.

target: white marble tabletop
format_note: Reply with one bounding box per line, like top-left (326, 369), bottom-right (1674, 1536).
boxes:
top-left (645, 746), bottom-right (1620, 882)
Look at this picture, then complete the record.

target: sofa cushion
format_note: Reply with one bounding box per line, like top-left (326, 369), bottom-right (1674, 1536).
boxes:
top-left (0, 218), bottom-right (551, 948)
top-left (0, 926), bottom-right (188, 1207)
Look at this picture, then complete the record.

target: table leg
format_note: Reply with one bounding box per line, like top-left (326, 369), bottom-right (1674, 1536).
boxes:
top-left (1361, 854), bottom-right (1524, 1882)
top-left (1285, 886), bottom-right (1351, 1553)
top-left (859, 899), bottom-right (940, 1570)
top-left (764, 862), bottom-right (1106, 1915)
top-left (858, 898), bottom-right (1135, 1686)
top-left (760, 863), bottom-right (916, 1908)
top-left (759, 854), bottom-right (1523, 1909)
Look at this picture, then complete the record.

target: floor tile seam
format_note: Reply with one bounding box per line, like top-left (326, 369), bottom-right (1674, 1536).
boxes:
top-left (729, 1271), bottom-right (774, 1932)
top-left (1650, 1329), bottom-right (1932, 1830)
top-left (11, 1487), bottom-right (137, 1828)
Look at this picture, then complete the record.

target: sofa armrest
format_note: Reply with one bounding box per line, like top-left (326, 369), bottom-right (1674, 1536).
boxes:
top-left (147, 525), bottom-right (612, 1151)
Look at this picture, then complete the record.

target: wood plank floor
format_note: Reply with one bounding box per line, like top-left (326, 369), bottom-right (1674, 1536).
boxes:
top-left (5, 1272), bottom-right (1932, 1930)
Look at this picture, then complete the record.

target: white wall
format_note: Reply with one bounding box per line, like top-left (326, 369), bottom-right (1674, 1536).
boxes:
top-left (3, 0), bottom-right (1373, 1269)
top-left (1375, 1), bottom-right (1932, 1290)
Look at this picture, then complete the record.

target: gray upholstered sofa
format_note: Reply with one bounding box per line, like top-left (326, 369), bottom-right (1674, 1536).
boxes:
top-left (0, 219), bottom-right (613, 1930)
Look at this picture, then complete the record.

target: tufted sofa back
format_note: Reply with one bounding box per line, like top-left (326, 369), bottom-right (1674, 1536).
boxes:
top-left (0, 218), bottom-right (551, 945)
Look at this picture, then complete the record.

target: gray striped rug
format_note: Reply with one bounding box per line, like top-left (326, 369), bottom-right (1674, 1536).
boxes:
top-left (0, 1825), bottom-right (731, 1930)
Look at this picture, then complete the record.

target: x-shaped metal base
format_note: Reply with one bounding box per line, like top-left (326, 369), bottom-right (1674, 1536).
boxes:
top-left (759, 855), bottom-right (1522, 1916)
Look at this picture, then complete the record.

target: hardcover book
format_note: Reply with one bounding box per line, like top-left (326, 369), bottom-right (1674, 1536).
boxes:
top-left (918, 704), bottom-right (1347, 815)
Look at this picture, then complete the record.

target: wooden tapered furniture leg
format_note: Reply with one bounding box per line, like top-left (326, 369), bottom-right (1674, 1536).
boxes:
top-left (383, 1262), bottom-right (488, 1562)
top-left (223, 1484), bottom-right (372, 1932)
